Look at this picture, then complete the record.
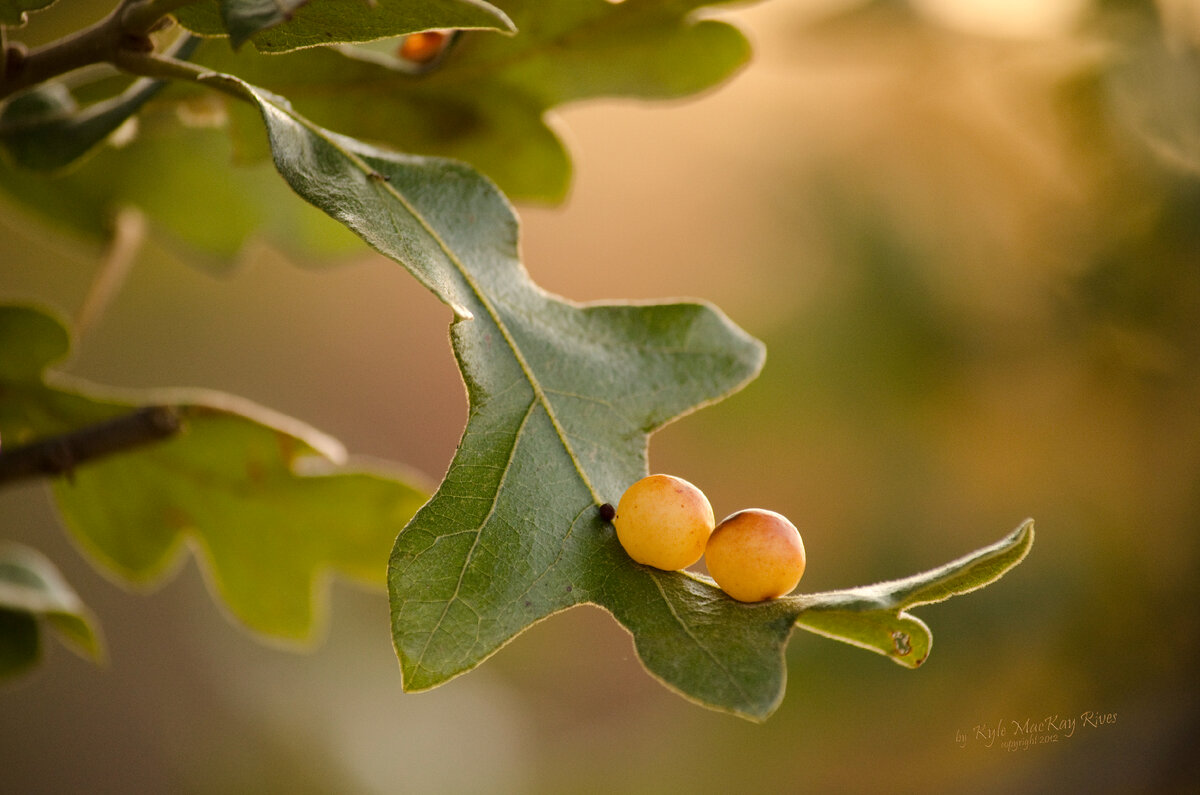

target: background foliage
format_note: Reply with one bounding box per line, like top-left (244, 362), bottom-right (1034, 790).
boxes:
top-left (2, 0), bottom-right (1198, 790)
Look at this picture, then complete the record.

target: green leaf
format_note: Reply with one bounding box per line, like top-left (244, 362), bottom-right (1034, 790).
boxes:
top-left (0, 304), bottom-right (429, 642)
top-left (0, 0), bottom-right (750, 265)
top-left (175, 0), bottom-right (515, 52)
top-left (0, 542), bottom-right (103, 679)
top-left (222, 0), bottom-right (309, 49)
top-left (203, 74), bottom-right (759, 705)
top-left (0, 105), bottom-right (364, 264)
top-left (0, 78), bottom-right (167, 171)
top-left (791, 520), bottom-right (1036, 667)
top-left (208, 74), bottom-right (1034, 718)
top-left (0, 37), bottom-right (201, 173)
top-left (192, 0), bottom-right (753, 201)
top-left (0, 0), bottom-right (55, 26)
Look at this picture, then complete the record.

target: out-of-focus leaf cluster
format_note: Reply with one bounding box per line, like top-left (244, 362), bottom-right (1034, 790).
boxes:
top-left (0, 0), bottom-right (754, 271)
top-left (0, 304), bottom-right (428, 645)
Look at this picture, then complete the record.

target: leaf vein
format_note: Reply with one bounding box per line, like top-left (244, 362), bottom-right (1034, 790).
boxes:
top-left (411, 399), bottom-right (539, 668)
top-left (261, 94), bottom-right (604, 506)
top-left (646, 571), bottom-right (751, 702)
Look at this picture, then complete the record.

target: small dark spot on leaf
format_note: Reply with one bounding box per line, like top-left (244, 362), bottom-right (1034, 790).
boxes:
top-left (598, 503), bottom-right (615, 522)
top-left (368, 171), bottom-right (389, 182)
top-left (565, 585), bottom-right (572, 593)
top-left (524, 600), bottom-right (531, 607)
top-left (246, 458), bottom-right (267, 484)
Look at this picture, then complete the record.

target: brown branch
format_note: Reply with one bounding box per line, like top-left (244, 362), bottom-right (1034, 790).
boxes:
top-left (0, 405), bottom-right (183, 486)
top-left (0, 0), bottom-right (201, 101)
top-left (0, 5), bottom-right (126, 101)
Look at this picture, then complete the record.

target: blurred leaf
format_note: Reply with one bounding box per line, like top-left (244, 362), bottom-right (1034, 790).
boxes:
top-left (0, 0), bottom-right (750, 268)
top-left (0, 0), bottom-right (55, 26)
top-left (175, 0), bottom-right (515, 52)
top-left (0, 104), bottom-right (364, 265)
top-left (214, 74), bottom-right (1032, 719)
top-left (0, 77), bottom-right (166, 171)
top-left (0, 541), bottom-right (103, 679)
top-left (1106, 20), bottom-right (1200, 178)
top-left (0, 610), bottom-right (37, 678)
top-left (0, 304), bottom-right (429, 643)
top-left (193, 0), bottom-right (754, 201)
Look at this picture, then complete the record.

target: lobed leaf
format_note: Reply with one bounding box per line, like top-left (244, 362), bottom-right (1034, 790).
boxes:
top-left (191, 0), bottom-right (753, 201)
top-left (0, 304), bottom-right (429, 643)
top-left (0, 0), bottom-right (751, 265)
top-left (0, 542), bottom-right (103, 679)
top-left (0, 104), bottom-right (363, 265)
top-left (175, 0), bottom-right (515, 52)
top-left (212, 74), bottom-right (1032, 719)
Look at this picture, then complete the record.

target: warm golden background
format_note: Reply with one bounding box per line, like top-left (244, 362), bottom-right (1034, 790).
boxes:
top-left (3, 0), bottom-right (1198, 791)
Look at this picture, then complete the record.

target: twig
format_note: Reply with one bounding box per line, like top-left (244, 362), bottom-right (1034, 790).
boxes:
top-left (0, 0), bottom-right (202, 100)
top-left (1, 8), bottom-right (125, 100)
top-left (0, 405), bottom-right (184, 486)
top-left (74, 206), bottom-right (147, 339)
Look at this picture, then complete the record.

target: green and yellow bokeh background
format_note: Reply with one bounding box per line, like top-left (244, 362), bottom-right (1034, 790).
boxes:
top-left (3, 0), bottom-right (1198, 790)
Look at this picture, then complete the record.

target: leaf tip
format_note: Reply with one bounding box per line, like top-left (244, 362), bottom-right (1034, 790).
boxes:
top-left (1015, 517), bottom-right (1035, 546)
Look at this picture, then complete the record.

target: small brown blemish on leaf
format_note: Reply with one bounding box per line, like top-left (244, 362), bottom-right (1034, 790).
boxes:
top-left (246, 458), bottom-right (267, 484)
top-left (368, 171), bottom-right (390, 183)
top-left (891, 630), bottom-right (912, 656)
top-left (162, 505), bottom-right (191, 530)
top-left (598, 503), bottom-right (615, 522)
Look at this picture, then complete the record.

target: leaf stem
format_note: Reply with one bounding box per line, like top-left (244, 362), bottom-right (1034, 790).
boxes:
top-left (109, 47), bottom-right (250, 104)
top-left (0, 406), bottom-right (183, 486)
top-left (74, 206), bottom-right (147, 339)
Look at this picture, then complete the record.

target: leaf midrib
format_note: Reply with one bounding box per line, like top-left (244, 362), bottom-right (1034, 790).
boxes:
top-left (263, 97), bottom-right (605, 509)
